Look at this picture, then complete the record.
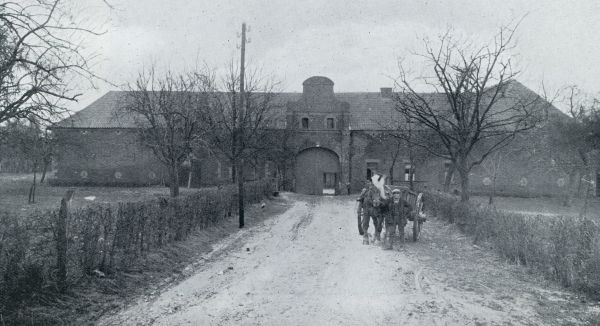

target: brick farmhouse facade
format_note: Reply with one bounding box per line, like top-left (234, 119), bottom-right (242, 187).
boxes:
top-left (51, 76), bottom-right (596, 197)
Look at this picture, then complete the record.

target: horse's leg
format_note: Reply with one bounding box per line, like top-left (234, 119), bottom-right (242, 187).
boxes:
top-left (383, 215), bottom-right (394, 250)
top-left (357, 204), bottom-right (364, 236)
top-left (362, 206), bottom-right (372, 245)
top-left (373, 211), bottom-right (383, 243)
top-left (398, 215), bottom-right (407, 243)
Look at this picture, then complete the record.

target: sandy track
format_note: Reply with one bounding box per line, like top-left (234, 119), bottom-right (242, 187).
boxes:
top-left (99, 194), bottom-right (599, 325)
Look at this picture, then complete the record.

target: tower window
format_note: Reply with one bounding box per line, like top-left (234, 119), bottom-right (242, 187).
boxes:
top-left (301, 117), bottom-right (309, 129)
top-left (326, 118), bottom-right (334, 129)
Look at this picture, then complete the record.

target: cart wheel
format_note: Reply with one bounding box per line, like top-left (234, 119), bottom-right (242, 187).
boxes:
top-left (357, 205), bottom-right (364, 236)
top-left (413, 193), bottom-right (424, 242)
top-left (413, 216), bottom-right (420, 241)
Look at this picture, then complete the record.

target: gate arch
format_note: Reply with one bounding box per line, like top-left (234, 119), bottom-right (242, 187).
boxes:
top-left (295, 147), bottom-right (340, 195)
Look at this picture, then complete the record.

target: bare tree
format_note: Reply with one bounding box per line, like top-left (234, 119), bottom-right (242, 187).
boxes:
top-left (0, 119), bottom-right (54, 202)
top-left (383, 118), bottom-right (439, 190)
top-left (538, 86), bottom-right (600, 207)
top-left (262, 112), bottom-right (299, 191)
top-left (201, 63), bottom-right (281, 227)
top-left (121, 66), bottom-right (213, 197)
top-left (393, 24), bottom-right (548, 201)
top-left (0, 0), bottom-right (101, 125)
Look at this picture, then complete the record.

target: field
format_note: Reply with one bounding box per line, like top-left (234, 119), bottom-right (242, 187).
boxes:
top-left (0, 173), bottom-right (203, 215)
top-left (3, 173), bottom-right (599, 218)
top-left (471, 194), bottom-right (600, 218)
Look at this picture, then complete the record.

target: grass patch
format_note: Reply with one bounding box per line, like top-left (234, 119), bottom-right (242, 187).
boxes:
top-left (471, 195), bottom-right (600, 218)
top-left (0, 173), bottom-right (204, 216)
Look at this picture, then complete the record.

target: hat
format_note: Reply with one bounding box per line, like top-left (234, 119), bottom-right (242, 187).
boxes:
top-left (392, 188), bottom-right (401, 194)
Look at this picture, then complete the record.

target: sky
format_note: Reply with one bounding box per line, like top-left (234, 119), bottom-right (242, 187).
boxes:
top-left (68, 0), bottom-right (600, 112)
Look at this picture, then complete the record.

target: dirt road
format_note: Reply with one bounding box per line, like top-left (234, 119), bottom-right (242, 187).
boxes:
top-left (99, 194), bottom-right (599, 325)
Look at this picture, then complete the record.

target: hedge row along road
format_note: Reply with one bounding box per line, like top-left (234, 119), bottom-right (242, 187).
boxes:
top-left (99, 194), bottom-right (599, 325)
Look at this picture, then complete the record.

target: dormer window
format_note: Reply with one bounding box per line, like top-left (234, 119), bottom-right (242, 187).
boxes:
top-left (326, 118), bottom-right (335, 129)
top-left (301, 117), bottom-right (309, 129)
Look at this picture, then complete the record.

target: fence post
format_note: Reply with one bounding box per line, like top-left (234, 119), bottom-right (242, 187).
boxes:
top-left (57, 189), bottom-right (74, 292)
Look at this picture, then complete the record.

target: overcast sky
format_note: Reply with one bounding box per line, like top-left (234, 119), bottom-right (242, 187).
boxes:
top-left (70, 0), bottom-right (600, 111)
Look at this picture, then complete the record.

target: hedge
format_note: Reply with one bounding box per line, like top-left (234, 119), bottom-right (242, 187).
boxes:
top-left (425, 191), bottom-right (600, 298)
top-left (0, 180), bottom-right (274, 315)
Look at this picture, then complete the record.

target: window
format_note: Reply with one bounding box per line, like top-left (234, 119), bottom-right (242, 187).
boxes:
top-left (326, 118), bottom-right (335, 129)
top-left (404, 164), bottom-right (415, 181)
top-left (265, 162), bottom-right (270, 178)
top-left (301, 117), bottom-right (309, 129)
top-left (228, 167), bottom-right (233, 180)
top-left (217, 161), bottom-right (222, 179)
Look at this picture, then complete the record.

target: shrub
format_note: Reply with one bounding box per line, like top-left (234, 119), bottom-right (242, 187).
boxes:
top-left (425, 191), bottom-right (600, 298)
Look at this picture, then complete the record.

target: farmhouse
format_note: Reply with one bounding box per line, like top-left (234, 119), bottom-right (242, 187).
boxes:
top-left (51, 76), bottom-right (589, 197)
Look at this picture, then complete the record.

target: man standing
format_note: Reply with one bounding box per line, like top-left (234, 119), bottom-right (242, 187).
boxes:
top-left (383, 188), bottom-right (410, 250)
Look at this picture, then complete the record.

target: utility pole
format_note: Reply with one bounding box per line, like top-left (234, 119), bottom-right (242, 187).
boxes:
top-left (237, 22), bottom-right (247, 228)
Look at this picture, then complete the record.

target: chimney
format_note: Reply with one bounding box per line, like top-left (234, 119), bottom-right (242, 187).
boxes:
top-left (380, 87), bottom-right (393, 98)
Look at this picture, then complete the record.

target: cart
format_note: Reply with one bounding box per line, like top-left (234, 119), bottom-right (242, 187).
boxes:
top-left (356, 186), bottom-right (426, 241)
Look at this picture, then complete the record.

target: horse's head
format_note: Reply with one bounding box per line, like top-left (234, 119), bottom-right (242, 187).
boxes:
top-left (363, 173), bottom-right (387, 207)
top-left (371, 173), bottom-right (387, 200)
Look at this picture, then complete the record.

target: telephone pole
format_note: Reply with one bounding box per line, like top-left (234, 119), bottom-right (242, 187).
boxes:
top-left (237, 22), bottom-right (247, 228)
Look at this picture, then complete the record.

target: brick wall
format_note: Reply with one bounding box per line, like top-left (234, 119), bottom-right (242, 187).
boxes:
top-left (52, 128), bottom-right (166, 186)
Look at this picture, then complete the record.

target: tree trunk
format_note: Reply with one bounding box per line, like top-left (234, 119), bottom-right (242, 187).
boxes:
top-left (489, 171), bottom-right (498, 205)
top-left (231, 160), bottom-right (237, 183)
top-left (169, 164), bottom-right (180, 197)
top-left (580, 174), bottom-right (592, 217)
top-left (576, 173), bottom-right (583, 197)
top-left (28, 163), bottom-right (37, 204)
top-left (488, 178), bottom-right (495, 205)
top-left (457, 161), bottom-right (470, 202)
top-left (443, 162), bottom-right (455, 192)
top-left (40, 159), bottom-right (49, 183)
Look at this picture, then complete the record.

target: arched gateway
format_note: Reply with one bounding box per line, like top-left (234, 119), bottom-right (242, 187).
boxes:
top-left (295, 147), bottom-right (340, 195)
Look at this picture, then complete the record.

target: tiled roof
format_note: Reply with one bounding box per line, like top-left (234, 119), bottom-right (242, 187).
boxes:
top-left (53, 91), bottom-right (135, 128)
top-left (53, 80), bottom-right (558, 130)
top-left (337, 92), bottom-right (448, 130)
top-left (52, 91), bottom-right (302, 129)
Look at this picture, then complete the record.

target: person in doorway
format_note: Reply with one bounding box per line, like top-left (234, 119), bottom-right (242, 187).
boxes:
top-left (383, 188), bottom-right (410, 250)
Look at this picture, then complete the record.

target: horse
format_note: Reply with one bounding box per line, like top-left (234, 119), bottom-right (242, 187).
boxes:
top-left (357, 173), bottom-right (389, 244)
